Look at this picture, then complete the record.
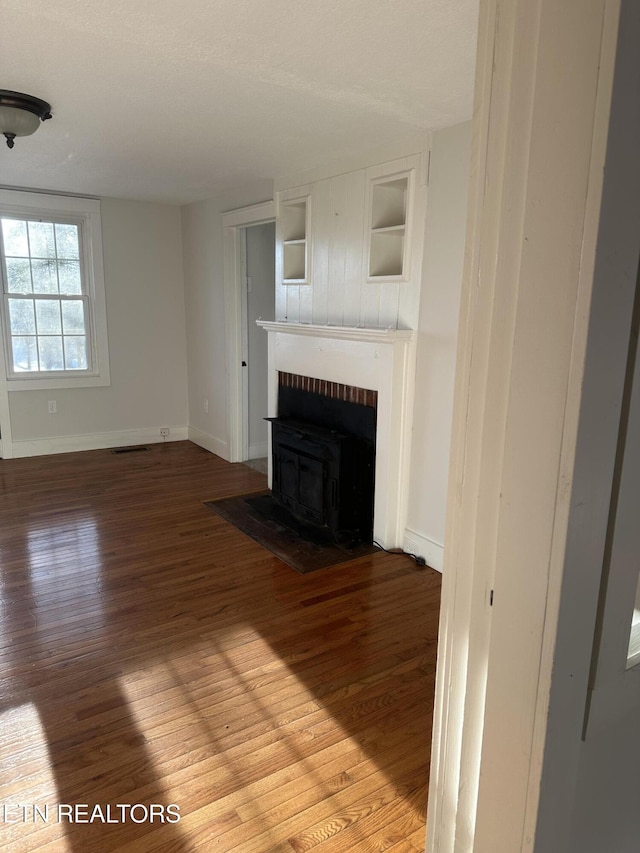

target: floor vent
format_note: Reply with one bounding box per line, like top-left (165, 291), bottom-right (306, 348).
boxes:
top-left (111, 446), bottom-right (150, 454)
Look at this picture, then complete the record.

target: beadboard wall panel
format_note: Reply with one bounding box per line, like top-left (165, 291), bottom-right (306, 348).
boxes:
top-left (276, 153), bottom-right (426, 330)
top-left (343, 169), bottom-right (367, 326)
top-left (327, 175), bottom-right (349, 326)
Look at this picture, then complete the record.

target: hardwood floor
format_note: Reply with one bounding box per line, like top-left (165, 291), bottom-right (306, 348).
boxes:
top-left (0, 441), bottom-right (440, 852)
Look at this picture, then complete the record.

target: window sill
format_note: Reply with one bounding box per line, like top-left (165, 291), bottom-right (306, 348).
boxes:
top-left (7, 372), bottom-right (110, 392)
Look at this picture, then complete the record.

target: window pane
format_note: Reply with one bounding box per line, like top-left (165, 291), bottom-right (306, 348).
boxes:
top-left (38, 336), bottom-right (64, 371)
top-left (11, 336), bottom-right (39, 371)
top-left (32, 259), bottom-right (58, 294)
top-left (1, 219), bottom-right (29, 256)
top-left (5, 257), bottom-right (32, 293)
top-left (35, 300), bottom-right (62, 334)
top-left (63, 336), bottom-right (88, 370)
top-left (8, 298), bottom-right (36, 334)
top-left (28, 221), bottom-right (56, 258)
top-left (61, 300), bottom-right (86, 335)
top-left (58, 260), bottom-right (81, 295)
top-left (55, 223), bottom-right (80, 259)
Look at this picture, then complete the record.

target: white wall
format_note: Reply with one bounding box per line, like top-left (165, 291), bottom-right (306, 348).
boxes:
top-left (565, 328), bottom-right (640, 852)
top-left (246, 221), bottom-right (275, 458)
top-left (8, 198), bottom-right (189, 453)
top-left (404, 122), bottom-right (472, 572)
top-left (181, 181), bottom-right (273, 458)
top-left (533, 4), bottom-right (640, 848)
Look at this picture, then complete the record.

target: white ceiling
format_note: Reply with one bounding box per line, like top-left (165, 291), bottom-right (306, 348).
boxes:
top-left (1, 0), bottom-right (478, 205)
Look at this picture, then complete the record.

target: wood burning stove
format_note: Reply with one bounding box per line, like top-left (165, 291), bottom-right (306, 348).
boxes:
top-left (269, 417), bottom-right (374, 540)
top-left (266, 375), bottom-right (376, 544)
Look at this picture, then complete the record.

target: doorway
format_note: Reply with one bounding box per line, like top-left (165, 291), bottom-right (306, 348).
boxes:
top-left (242, 221), bottom-right (275, 462)
top-left (221, 200), bottom-right (275, 464)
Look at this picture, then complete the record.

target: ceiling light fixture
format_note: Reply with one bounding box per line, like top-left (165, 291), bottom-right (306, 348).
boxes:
top-left (0, 89), bottom-right (52, 149)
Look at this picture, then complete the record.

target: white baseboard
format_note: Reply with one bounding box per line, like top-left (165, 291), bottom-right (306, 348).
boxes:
top-left (188, 426), bottom-right (229, 461)
top-left (10, 426), bottom-right (190, 459)
top-left (249, 441), bottom-right (268, 460)
top-left (403, 528), bottom-right (444, 573)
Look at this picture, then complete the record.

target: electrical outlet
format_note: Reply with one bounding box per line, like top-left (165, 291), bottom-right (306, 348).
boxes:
top-left (203, 398), bottom-right (209, 414)
top-left (48, 400), bottom-right (57, 414)
top-left (160, 427), bottom-right (170, 438)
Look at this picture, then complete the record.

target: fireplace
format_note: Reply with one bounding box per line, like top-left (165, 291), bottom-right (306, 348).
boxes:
top-left (256, 321), bottom-right (416, 549)
top-left (268, 373), bottom-right (376, 542)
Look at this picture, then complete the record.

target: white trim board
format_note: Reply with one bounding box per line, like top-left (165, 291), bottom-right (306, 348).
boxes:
top-left (10, 426), bottom-right (189, 458)
top-left (426, 2), bottom-right (626, 851)
top-left (403, 529), bottom-right (444, 573)
top-left (222, 200), bottom-right (276, 462)
top-left (188, 425), bottom-right (229, 460)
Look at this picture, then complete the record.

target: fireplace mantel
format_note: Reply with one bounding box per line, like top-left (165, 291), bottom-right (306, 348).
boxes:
top-left (257, 320), bottom-right (416, 549)
top-left (256, 320), bottom-right (413, 344)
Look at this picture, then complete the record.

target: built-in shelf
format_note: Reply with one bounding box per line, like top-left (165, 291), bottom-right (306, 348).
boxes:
top-left (367, 174), bottom-right (411, 281)
top-left (281, 197), bottom-right (310, 284)
top-left (371, 224), bottom-right (405, 234)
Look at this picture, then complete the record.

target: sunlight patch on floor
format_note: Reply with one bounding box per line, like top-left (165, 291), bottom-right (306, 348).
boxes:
top-left (0, 702), bottom-right (71, 851)
top-left (116, 646), bottom-right (412, 851)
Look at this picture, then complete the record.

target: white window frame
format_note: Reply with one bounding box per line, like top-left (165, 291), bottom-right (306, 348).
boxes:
top-left (0, 189), bottom-right (110, 390)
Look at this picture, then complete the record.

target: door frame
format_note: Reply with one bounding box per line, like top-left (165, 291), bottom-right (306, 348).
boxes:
top-left (427, 1), bottom-right (634, 850)
top-left (222, 200), bottom-right (275, 462)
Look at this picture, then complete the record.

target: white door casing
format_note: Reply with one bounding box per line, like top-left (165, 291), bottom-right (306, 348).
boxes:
top-left (426, 1), bottom-right (632, 851)
top-left (222, 201), bottom-right (275, 462)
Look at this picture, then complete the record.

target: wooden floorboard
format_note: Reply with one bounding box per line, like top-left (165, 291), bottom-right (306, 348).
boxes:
top-left (0, 441), bottom-right (439, 852)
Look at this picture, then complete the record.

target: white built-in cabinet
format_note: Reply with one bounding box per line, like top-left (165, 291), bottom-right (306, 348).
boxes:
top-left (275, 153), bottom-right (426, 329)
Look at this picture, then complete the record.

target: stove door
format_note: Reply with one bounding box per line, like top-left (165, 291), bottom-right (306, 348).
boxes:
top-left (276, 444), bottom-right (327, 525)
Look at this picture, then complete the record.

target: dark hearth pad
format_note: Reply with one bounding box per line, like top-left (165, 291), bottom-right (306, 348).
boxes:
top-left (204, 491), bottom-right (377, 574)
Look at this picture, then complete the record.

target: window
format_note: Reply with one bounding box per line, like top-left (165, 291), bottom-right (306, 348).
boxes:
top-left (0, 190), bottom-right (109, 389)
top-left (2, 217), bottom-right (88, 373)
